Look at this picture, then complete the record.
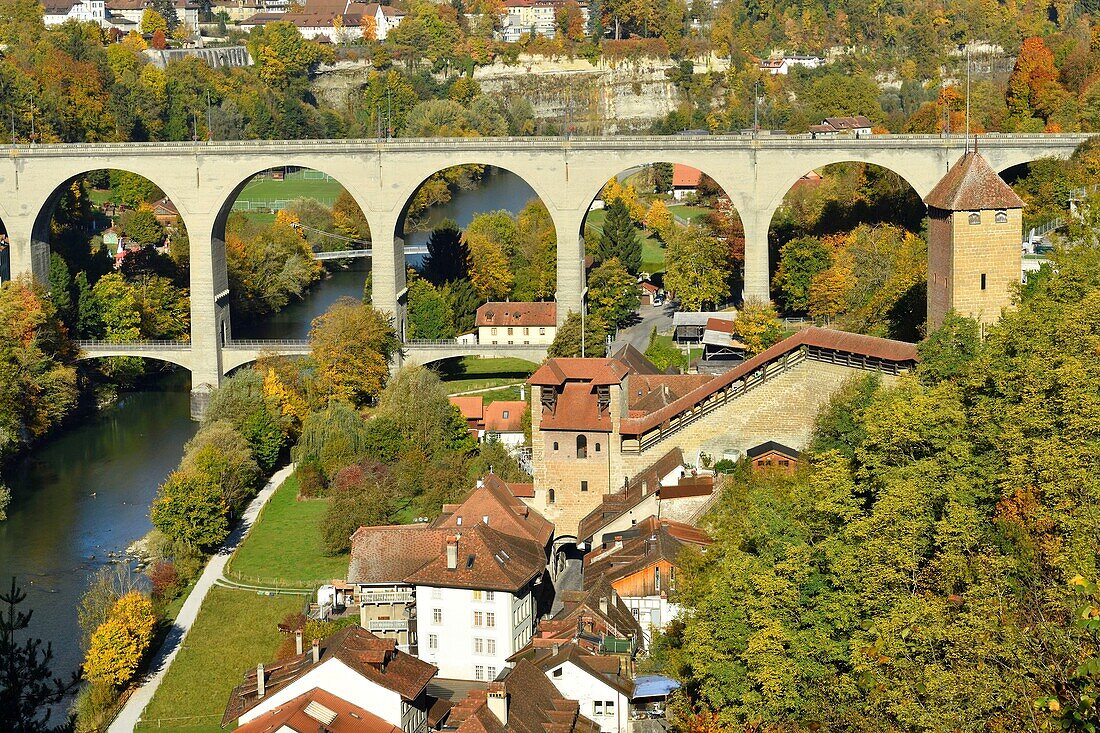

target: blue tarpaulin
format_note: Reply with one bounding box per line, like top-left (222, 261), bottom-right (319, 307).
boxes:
top-left (632, 674), bottom-right (681, 700)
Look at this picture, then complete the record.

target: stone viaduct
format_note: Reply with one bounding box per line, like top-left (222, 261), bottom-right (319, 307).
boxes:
top-left (0, 133), bottom-right (1091, 415)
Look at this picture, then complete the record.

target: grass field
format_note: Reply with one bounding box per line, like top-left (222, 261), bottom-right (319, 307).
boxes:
top-left (225, 475), bottom-right (348, 587)
top-left (436, 356), bottom-right (538, 395)
top-left (668, 204), bottom-right (710, 224)
top-left (586, 208), bottom-right (667, 274)
top-left (233, 170), bottom-right (348, 207)
top-left (135, 588), bottom-right (304, 733)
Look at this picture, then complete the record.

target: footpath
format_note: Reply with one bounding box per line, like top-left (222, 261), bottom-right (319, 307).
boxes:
top-left (108, 464), bottom-right (296, 733)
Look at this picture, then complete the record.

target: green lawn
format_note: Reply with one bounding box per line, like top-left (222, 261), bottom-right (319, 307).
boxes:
top-left (136, 588), bottom-right (304, 733)
top-left (436, 357), bottom-right (538, 395)
top-left (668, 204), bottom-right (710, 224)
top-left (225, 475), bottom-right (349, 587)
top-left (234, 170), bottom-right (347, 206)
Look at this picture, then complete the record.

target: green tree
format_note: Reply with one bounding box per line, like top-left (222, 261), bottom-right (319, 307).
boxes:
top-left (150, 471), bottom-right (229, 552)
top-left (663, 225), bottom-right (732, 310)
top-left (179, 420), bottom-right (261, 513)
top-left (140, 7), bottom-right (168, 34)
top-left (643, 326), bottom-right (682, 372)
top-left (421, 220), bottom-right (468, 285)
top-left (0, 578), bottom-right (79, 732)
top-left (588, 257), bottom-right (640, 327)
top-left (442, 278), bottom-right (481, 334)
top-left (292, 402), bottom-right (372, 481)
top-left (407, 273), bottom-right (456, 339)
top-left (375, 365), bottom-right (478, 458)
top-left (46, 253), bottom-right (73, 328)
top-left (548, 310), bottom-right (608, 358)
top-left (734, 299), bottom-right (783, 355)
top-left (203, 369), bottom-right (287, 471)
top-left (772, 236), bottom-right (832, 313)
top-left (593, 199), bottom-right (641, 273)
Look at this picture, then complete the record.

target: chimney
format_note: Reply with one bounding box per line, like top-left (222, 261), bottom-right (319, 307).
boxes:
top-left (487, 682), bottom-right (508, 726)
top-left (599, 596), bottom-right (608, 615)
top-left (256, 663), bottom-right (265, 699)
top-left (552, 643), bottom-right (560, 655)
top-left (520, 384), bottom-right (526, 401)
top-left (613, 535), bottom-right (623, 551)
top-left (312, 638), bottom-right (320, 664)
top-left (295, 629), bottom-right (304, 656)
top-left (446, 536), bottom-right (459, 570)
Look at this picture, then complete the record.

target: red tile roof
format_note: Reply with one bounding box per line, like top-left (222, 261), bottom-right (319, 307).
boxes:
top-left (583, 518), bottom-right (711, 591)
top-left (823, 115), bottom-right (873, 130)
top-left (672, 164), bottom-right (702, 188)
top-left (223, 628), bottom-right (438, 726)
top-left (446, 660), bottom-right (600, 733)
top-left (704, 317), bottom-right (735, 334)
top-left (924, 151), bottom-right (1025, 211)
top-left (405, 523), bottom-right (547, 592)
top-left (348, 524), bottom-right (451, 585)
top-left (538, 381), bottom-right (613, 432)
top-left (576, 448), bottom-right (685, 541)
top-left (436, 478), bottom-right (554, 547)
top-left (477, 302), bottom-right (557, 328)
top-left (618, 326), bottom-right (917, 436)
top-left (507, 482), bottom-right (535, 498)
top-left (484, 401), bottom-right (526, 433)
top-left (234, 687), bottom-right (403, 733)
top-left (626, 374), bottom-right (715, 416)
top-left (450, 396), bottom-right (485, 422)
top-left (528, 359), bottom-right (631, 387)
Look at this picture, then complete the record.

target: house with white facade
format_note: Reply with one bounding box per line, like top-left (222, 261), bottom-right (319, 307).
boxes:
top-left (221, 627), bottom-right (444, 732)
top-left (758, 54), bottom-right (826, 74)
top-left (499, 0), bottom-right (588, 41)
top-left (43, 0), bottom-right (106, 26)
top-left (523, 644), bottom-right (632, 733)
top-left (409, 525), bottom-right (547, 681)
top-left (348, 479), bottom-right (554, 681)
top-left (241, 0), bottom-right (404, 40)
top-left (106, 0), bottom-right (200, 28)
top-left (476, 301), bottom-right (557, 345)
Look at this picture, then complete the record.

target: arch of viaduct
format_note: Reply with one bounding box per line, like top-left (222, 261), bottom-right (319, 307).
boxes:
top-left (1, 133), bottom-right (1092, 415)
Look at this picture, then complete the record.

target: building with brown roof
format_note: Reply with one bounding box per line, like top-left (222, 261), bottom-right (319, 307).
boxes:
top-left (476, 302), bottom-right (558, 346)
top-left (223, 627), bottom-right (441, 732)
top-left (234, 687), bottom-right (404, 733)
top-left (347, 482), bottom-right (553, 682)
top-left (583, 518), bottom-right (711, 643)
top-left (522, 575), bottom-right (645, 656)
top-left (444, 660), bottom-right (601, 733)
top-left (507, 644), bottom-right (633, 733)
top-left (924, 151), bottom-right (1024, 330)
top-left (670, 164), bottom-right (702, 200)
top-left (746, 441), bottom-right (801, 472)
top-left (525, 327), bottom-right (915, 541)
top-left (241, 0), bottom-right (405, 40)
top-left (484, 401), bottom-right (527, 449)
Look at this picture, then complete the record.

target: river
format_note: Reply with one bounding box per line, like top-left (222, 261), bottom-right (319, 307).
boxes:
top-left (0, 170), bottom-right (536, 685)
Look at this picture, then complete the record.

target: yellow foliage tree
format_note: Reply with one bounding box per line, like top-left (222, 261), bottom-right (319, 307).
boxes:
top-left (140, 7), bottom-right (167, 34)
top-left (601, 178), bottom-right (646, 223)
top-left (644, 199), bottom-right (673, 239)
top-left (83, 592), bottom-right (156, 688)
top-left (466, 231), bottom-right (514, 300)
top-left (263, 367), bottom-right (309, 426)
top-left (360, 13), bottom-right (377, 40)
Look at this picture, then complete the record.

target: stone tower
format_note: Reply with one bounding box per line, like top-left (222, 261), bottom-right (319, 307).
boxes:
top-left (924, 151), bottom-right (1025, 331)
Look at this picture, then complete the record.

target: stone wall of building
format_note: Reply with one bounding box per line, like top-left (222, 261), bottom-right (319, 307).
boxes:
top-left (616, 361), bottom-right (889, 479)
top-left (947, 208), bottom-right (1022, 328)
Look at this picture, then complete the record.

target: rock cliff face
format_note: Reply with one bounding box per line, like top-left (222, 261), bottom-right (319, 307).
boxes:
top-left (312, 56), bottom-right (694, 133)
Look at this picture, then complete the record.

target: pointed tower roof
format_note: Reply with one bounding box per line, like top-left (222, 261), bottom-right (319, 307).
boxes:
top-left (924, 152), bottom-right (1025, 211)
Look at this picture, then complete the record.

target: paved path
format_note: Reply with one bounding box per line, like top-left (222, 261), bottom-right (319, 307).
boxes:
top-left (108, 464), bottom-right (296, 733)
top-left (611, 302), bottom-right (676, 353)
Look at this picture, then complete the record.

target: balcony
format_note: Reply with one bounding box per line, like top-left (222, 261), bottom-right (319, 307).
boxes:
top-left (360, 589), bottom-right (414, 604)
top-left (368, 619), bottom-right (409, 632)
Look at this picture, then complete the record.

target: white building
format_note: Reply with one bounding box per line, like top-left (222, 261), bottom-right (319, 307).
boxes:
top-left (758, 54), bottom-right (826, 75)
top-left (43, 0), bottom-right (106, 26)
top-left (530, 645), bottom-right (632, 733)
top-left (476, 301), bottom-right (557, 345)
top-left (409, 525), bottom-right (546, 681)
top-left (106, 0), bottom-right (200, 28)
top-left (241, 0), bottom-right (404, 41)
top-left (348, 480), bottom-right (554, 681)
top-left (499, 0), bottom-right (588, 41)
top-left (222, 627), bottom-right (442, 732)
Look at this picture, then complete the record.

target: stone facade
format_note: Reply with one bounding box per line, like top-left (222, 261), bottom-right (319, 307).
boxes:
top-left (617, 360), bottom-right (883, 480)
top-left (529, 383), bottom-right (623, 538)
top-left (927, 207), bottom-right (1022, 330)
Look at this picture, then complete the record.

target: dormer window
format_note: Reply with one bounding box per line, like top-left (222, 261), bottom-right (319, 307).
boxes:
top-left (995, 210), bottom-right (1008, 224)
top-left (968, 212), bottom-right (981, 225)
top-left (502, 410), bottom-right (509, 419)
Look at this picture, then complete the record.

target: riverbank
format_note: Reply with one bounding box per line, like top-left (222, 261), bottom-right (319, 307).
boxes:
top-left (111, 464), bottom-right (298, 733)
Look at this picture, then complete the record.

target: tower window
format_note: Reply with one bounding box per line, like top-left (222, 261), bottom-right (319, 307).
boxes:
top-left (548, 489), bottom-right (556, 504)
top-left (553, 441), bottom-right (559, 451)
top-left (995, 210), bottom-right (1008, 224)
top-left (576, 435), bottom-right (588, 459)
top-left (968, 212), bottom-right (981, 225)
top-left (581, 480), bottom-right (588, 492)
top-left (981, 273), bottom-right (987, 290)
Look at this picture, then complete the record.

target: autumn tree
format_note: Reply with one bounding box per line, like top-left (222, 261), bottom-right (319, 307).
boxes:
top-left (1007, 37), bottom-right (1059, 122)
top-left (122, 206), bottom-right (164, 247)
top-left (150, 470), bottom-right (229, 551)
top-left (644, 199), bottom-right (674, 240)
top-left (663, 225), bottom-right (732, 310)
top-left (466, 226), bottom-right (514, 300)
top-left (360, 12), bottom-right (377, 40)
top-left (140, 7), bottom-right (167, 33)
top-left (309, 298), bottom-right (398, 406)
top-left (555, 0), bottom-right (585, 41)
top-left (179, 420), bottom-right (261, 513)
top-left (82, 592), bottom-right (155, 688)
top-left (733, 299), bottom-right (783, 355)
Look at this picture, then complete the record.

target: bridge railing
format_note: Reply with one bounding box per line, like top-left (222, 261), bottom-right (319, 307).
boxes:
top-left (75, 339), bottom-right (190, 350)
top-left (5, 133), bottom-right (1093, 156)
top-left (222, 339), bottom-right (310, 349)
